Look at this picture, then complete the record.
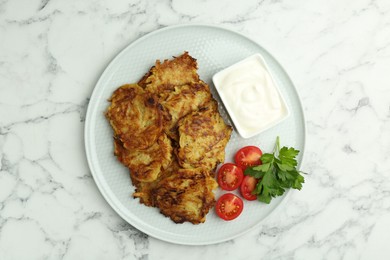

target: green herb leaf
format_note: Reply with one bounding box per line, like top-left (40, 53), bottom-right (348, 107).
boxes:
top-left (244, 137), bottom-right (305, 204)
top-left (259, 153), bottom-right (274, 164)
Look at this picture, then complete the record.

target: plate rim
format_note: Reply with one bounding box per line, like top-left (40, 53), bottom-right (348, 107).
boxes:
top-left (84, 23), bottom-right (307, 245)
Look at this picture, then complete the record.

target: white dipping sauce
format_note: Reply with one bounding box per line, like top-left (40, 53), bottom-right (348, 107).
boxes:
top-left (213, 54), bottom-right (289, 138)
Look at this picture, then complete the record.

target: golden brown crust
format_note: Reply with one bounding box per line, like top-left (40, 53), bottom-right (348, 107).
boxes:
top-left (106, 52), bottom-right (233, 224)
top-left (137, 70), bottom-right (153, 88)
top-left (177, 100), bottom-right (233, 171)
top-left (159, 81), bottom-right (212, 141)
top-left (152, 168), bottom-right (217, 224)
top-left (140, 52), bottom-right (199, 93)
top-left (114, 133), bottom-right (172, 183)
top-left (106, 84), bottom-right (163, 150)
top-left (131, 158), bottom-right (180, 207)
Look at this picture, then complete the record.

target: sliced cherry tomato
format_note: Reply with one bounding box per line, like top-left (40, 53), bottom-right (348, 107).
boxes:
top-left (240, 175), bottom-right (259, 201)
top-left (216, 193), bottom-right (244, 221)
top-left (234, 146), bottom-right (263, 170)
top-left (217, 163), bottom-right (244, 191)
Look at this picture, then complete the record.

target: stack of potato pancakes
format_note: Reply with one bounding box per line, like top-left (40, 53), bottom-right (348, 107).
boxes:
top-left (106, 52), bottom-right (232, 224)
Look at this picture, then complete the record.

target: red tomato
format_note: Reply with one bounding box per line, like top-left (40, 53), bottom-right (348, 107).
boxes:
top-left (234, 146), bottom-right (263, 170)
top-left (240, 175), bottom-right (258, 201)
top-left (216, 193), bottom-right (244, 221)
top-left (217, 163), bottom-right (244, 191)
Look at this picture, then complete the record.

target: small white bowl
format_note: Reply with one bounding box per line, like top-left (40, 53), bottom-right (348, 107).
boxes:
top-left (212, 53), bottom-right (290, 139)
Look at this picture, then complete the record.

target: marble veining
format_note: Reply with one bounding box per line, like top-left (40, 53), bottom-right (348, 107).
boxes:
top-left (1, 0), bottom-right (390, 259)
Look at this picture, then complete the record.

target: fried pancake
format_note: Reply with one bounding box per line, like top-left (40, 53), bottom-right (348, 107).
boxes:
top-left (106, 84), bottom-right (163, 150)
top-left (131, 159), bottom-right (180, 206)
top-left (177, 100), bottom-right (232, 171)
top-left (152, 168), bottom-right (217, 224)
top-left (107, 52), bottom-right (233, 224)
top-left (114, 133), bottom-right (172, 183)
top-left (195, 137), bottom-right (231, 171)
top-left (159, 81), bottom-right (212, 141)
top-left (139, 52), bottom-right (199, 93)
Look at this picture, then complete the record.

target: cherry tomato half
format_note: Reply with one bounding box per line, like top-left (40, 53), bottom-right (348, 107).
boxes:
top-left (240, 175), bottom-right (259, 201)
top-left (217, 163), bottom-right (244, 191)
top-left (234, 146), bottom-right (263, 170)
top-left (216, 193), bottom-right (244, 221)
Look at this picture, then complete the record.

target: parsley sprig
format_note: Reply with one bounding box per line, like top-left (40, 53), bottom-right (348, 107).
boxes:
top-left (244, 137), bottom-right (305, 204)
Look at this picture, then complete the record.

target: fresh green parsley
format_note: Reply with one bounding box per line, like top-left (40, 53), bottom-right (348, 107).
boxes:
top-left (244, 136), bottom-right (305, 204)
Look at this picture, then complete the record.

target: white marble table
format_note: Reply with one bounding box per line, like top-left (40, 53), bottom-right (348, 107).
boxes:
top-left (1, 0), bottom-right (390, 259)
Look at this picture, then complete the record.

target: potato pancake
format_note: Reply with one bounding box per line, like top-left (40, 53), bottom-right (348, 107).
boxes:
top-left (152, 168), bottom-right (217, 224)
top-left (131, 159), bottom-right (180, 207)
top-left (114, 133), bottom-right (172, 183)
top-left (177, 100), bottom-right (233, 171)
top-left (139, 52), bottom-right (199, 93)
top-left (106, 84), bottom-right (163, 150)
top-left (159, 81), bottom-right (212, 141)
top-left (106, 52), bottom-right (233, 224)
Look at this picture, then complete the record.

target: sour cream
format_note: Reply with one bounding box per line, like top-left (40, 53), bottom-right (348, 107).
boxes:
top-left (213, 54), bottom-right (289, 138)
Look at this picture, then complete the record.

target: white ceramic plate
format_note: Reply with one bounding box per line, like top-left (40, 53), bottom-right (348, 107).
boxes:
top-left (85, 24), bottom-right (306, 245)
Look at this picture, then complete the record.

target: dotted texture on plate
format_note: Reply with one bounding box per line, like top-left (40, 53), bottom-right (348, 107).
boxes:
top-left (85, 25), bottom-right (306, 245)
